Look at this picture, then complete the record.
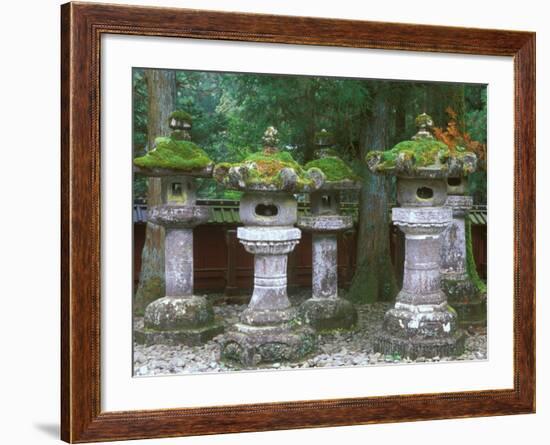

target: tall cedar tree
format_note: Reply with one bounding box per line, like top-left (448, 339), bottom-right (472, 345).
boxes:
top-left (348, 85), bottom-right (398, 303)
top-left (134, 69), bottom-right (176, 314)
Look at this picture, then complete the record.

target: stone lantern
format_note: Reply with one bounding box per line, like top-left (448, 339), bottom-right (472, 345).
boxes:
top-left (133, 111), bottom-right (223, 346)
top-left (297, 129), bottom-right (360, 331)
top-left (213, 127), bottom-right (324, 366)
top-left (366, 113), bottom-right (477, 358)
top-left (441, 174), bottom-right (485, 325)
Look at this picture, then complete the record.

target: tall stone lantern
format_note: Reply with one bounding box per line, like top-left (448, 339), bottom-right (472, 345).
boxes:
top-left (297, 129), bottom-right (360, 331)
top-left (133, 111), bottom-right (223, 346)
top-left (213, 127), bottom-right (324, 366)
top-left (366, 113), bottom-right (477, 358)
top-left (441, 175), bottom-right (485, 325)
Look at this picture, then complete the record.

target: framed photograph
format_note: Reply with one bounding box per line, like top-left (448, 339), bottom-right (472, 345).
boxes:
top-left (61, 2), bottom-right (535, 442)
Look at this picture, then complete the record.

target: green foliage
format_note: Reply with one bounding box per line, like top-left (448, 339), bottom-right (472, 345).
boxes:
top-left (134, 137), bottom-right (212, 171)
top-left (304, 157), bottom-right (359, 182)
top-left (465, 86), bottom-right (487, 205)
top-left (133, 174), bottom-right (148, 200)
top-left (132, 69), bottom-right (487, 202)
top-left (466, 219), bottom-right (487, 294)
top-left (465, 86), bottom-right (487, 144)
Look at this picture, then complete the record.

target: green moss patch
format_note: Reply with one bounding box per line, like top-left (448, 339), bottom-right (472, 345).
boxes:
top-left (134, 137), bottom-right (212, 172)
top-left (366, 138), bottom-right (476, 176)
top-left (367, 139), bottom-right (450, 170)
top-left (305, 157), bottom-right (359, 182)
top-left (214, 150), bottom-right (321, 191)
top-left (168, 110), bottom-right (192, 123)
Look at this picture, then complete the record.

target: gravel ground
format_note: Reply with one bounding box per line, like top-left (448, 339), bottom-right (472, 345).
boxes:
top-left (134, 294), bottom-right (487, 377)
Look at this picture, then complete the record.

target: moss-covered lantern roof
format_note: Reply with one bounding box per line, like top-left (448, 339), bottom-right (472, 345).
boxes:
top-left (365, 113), bottom-right (478, 179)
top-left (213, 127), bottom-right (324, 192)
top-left (133, 111), bottom-right (214, 177)
top-left (304, 129), bottom-right (361, 191)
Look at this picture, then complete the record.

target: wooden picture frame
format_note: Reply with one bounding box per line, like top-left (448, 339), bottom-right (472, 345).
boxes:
top-left (61, 2), bottom-right (535, 442)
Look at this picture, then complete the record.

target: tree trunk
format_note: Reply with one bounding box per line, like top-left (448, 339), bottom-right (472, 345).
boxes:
top-left (134, 69), bottom-right (176, 315)
top-left (348, 88), bottom-right (398, 303)
top-left (427, 84), bottom-right (466, 129)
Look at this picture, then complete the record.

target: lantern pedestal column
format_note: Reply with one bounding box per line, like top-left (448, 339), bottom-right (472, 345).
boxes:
top-left (441, 195), bottom-right (486, 325)
top-left (134, 205), bottom-right (224, 346)
top-left (217, 193), bottom-right (317, 366)
top-left (219, 226), bottom-right (316, 367)
top-left (375, 207), bottom-right (465, 359)
top-left (298, 214), bottom-right (357, 331)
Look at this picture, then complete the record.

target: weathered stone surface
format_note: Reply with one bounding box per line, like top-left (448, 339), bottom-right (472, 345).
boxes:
top-left (217, 323), bottom-right (316, 367)
top-left (164, 228), bottom-right (194, 296)
top-left (139, 187), bottom-right (221, 344)
top-left (298, 215), bottom-right (352, 232)
top-left (296, 154), bottom-right (359, 332)
top-left (392, 206), bottom-right (452, 232)
top-left (311, 234), bottom-right (338, 299)
top-left (375, 181), bottom-right (464, 358)
top-left (374, 329), bottom-right (465, 360)
top-left (300, 298), bottom-right (358, 331)
top-left (239, 192), bottom-right (297, 226)
top-left (446, 176), bottom-right (468, 195)
top-left (148, 205), bottom-right (210, 228)
top-left (144, 295), bottom-right (216, 330)
top-left (440, 194), bottom-right (485, 326)
top-left (397, 177), bottom-right (447, 207)
top-left (442, 280), bottom-right (486, 326)
top-left (215, 169), bottom-right (318, 364)
top-left (238, 227), bottom-right (301, 245)
top-left (238, 226), bottom-right (300, 326)
top-left (135, 320), bottom-right (224, 347)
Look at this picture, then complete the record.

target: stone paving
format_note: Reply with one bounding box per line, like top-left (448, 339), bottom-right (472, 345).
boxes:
top-left (133, 292), bottom-right (487, 377)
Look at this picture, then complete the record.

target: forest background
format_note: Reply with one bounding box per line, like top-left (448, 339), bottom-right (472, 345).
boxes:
top-left (132, 69), bottom-right (487, 306)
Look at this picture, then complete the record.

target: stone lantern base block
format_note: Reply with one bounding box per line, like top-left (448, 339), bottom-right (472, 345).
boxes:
top-left (144, 295), bottom-right (216, 330)
top-left (442, 277), bottom-right (486, 326)
top-left (300, 298), bottom-right (358, 332)
top-left (135, 295), bottom-right (224, 346)
top-left (374, 330), bottom-right (465, 360)
top-left (374, 306), bottom-right (465, 359)
top-left (134, 322), bottom-right (224, 347)
top-left (217, 324), bottom-right (317, 367)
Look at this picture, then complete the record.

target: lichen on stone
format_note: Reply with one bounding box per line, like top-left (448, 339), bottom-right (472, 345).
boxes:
top-left (134, 136), bottom-right (213, 173)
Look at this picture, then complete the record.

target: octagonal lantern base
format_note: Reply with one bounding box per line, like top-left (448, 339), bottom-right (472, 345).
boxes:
top-left (135, 295), bottom-right (224, 346)
top-left (374, 304), bottom-right (465, 359)
top-left (374, 330), bottom-right (465, 360)
top-left (217, 323), bottom-right (316, 367)
top-left (441, 276), bottom-right (486, 327)
top-left (134, 321), bottom-right (224, 347)
top-left (299, 298), bottom-right (357, 332)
